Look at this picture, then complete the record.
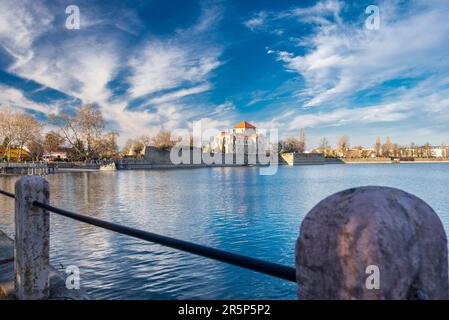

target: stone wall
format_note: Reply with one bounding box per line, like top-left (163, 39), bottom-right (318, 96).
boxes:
top-left (143, 146), bottom-right (174, 164)
top-left (142, 146), bottom-right (276, 166)
top-left (279, 152), bottom-right (325, 165)
top-left (139, 147), bottom-right (328, 167)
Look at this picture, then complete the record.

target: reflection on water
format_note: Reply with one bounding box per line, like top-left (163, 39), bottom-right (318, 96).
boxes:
top-left (1, 164), bottom-right (449, 299)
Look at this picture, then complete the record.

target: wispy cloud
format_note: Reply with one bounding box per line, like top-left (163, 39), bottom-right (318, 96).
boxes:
top-left (0, 0), bottom-right (53, 69)
top-left (244, 11), bottom-right (268, 31)
top-left (240, 0), bottom-right (449, 145)
top-left (127, 41), bottom-right (220, 99)
top-left (0, 0), bottom-right (227, 143)
top-left (0, 85), bottom-right (58, 114)
top-left (145, 84), bottom-right (212, 106)
top-left (281, 0), bottom-right (344, 26)
top-left (2, 0), bottom-right (449, 146)
top-left (269, 0), bottom-right (449, 108)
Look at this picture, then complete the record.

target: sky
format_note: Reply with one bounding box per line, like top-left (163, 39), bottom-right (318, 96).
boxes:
top-left (1, 0), bottom-right (449, 148)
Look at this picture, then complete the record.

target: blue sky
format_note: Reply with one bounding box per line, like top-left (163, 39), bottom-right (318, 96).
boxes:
top-left (1, 0), bottom-right (449, 147)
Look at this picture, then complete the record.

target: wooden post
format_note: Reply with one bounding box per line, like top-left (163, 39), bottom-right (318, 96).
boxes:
top-left (14, 176), bottom-right (50, 300)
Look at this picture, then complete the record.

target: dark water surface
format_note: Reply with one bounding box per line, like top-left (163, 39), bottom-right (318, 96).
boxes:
top-left (1, 164), bottom-right (448, 299)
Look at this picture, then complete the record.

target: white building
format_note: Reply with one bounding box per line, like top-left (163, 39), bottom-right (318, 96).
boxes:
top-left (431, 146), bottom-right (445, 158)
top-left (211, 121), bottom-right (265, 154)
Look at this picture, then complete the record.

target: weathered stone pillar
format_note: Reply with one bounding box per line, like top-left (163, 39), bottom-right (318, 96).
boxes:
top-left (14, 176), bottom-right (50, 299)
top-left (296, 186), bottom-right (448, 300)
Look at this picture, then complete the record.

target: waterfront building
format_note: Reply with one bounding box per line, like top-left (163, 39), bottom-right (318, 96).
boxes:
top-left (0, 146), bottom-right (31, 161)
top-left (43, 148), bottom-right (68, 162)
top-left (431, 146), bottom-right (445, 158)
top-left (211, 121), bottom-right (265, 154)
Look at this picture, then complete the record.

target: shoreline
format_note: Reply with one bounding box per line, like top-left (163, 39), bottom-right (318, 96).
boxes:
top-left (3, 160), bottom-right (449, 176)
top-left (343, 160), bottom-right (449, 164)
top-left (56, 168), bottom-right (100, 172)
top-left (57, 160), bottom-right (449, 173)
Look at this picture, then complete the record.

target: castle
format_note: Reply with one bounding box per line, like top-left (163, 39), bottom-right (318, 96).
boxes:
top-left (211, 121), bottom-right (265, 154)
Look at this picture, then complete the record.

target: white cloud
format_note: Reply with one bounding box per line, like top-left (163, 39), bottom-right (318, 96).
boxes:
top-left (258, 73), bottom-right (449, 142)
top-left (282, 0), bottom-right (344, 26)
top-left (10, 37), bottom-right (119, 106)
top-left (271, 0), bottom-right (449, 109)
top-left (244, 12), bottom-right (268, 31)
top-left (246, 0), bottom-right (449, 145)
top-left (287, 102), bottom-right (410, 129)
top-left (194, 117), bottom-right (232, 133)
top-left (145, 84), bottom-right (212, 106)
top-left (0, 1), bottom-right (119, 110)
top-left (0, 85), bottom-right (58, 114)
top-left (128, 41), bottom-right (220, 99)
top-left (212, 101), bottom-right (236, 114)
top-left (0, 0), bottom-right (53, 68)
top-left (0, 1), bottom-right (226, 144)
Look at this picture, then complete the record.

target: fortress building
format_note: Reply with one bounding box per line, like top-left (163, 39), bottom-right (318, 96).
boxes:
top-left (211, 121), bottom-right (264, 154)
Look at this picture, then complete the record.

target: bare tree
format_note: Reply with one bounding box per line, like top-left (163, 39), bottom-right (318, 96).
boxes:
top-left (382, 136), bottom-right (394, 157)
top-left (319, 137), bottom-right (330, 152)
top-left (138, 135), bottom-right (152, 147)
top-left (441, 143), bottom-right (447, 158)
top-left (0, 109), bottom-right (6, 146)
top-left (44, 131), bottom-right (64, 153)
top-left (281, 137), bottom-right (303, 153)
top-left (298, 128), bottom-right (306, 153)
top-left (49, 104), bottom-right (105, 160)
top-left (151, 131), bottom-right (176, 149)
top-left (423, 142), bottom-right (432, 158)
top-left (409, 142), bottom-right (417, 157)
top-left (28, 137), bottom-right (45, 161)
top-left (93, 132), bottom-right (119, 159)
top-left (0, 108), bottom-right (42, 161)
top-left (15, 112), bottom-right (42, 160)
top-left (337, 135), bottom-right (350, 157)
top-left (0, 108), bottom-right (19, 161)
top-left (77, 104), bottom-right (105, 155)
top-left (374, 137), bottom-right (382, 157)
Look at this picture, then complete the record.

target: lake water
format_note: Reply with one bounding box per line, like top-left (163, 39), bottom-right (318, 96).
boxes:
top-left (1, 163), bottom-right (449, 299)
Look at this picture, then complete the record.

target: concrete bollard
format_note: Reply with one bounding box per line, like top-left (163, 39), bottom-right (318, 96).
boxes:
top-left (14, 176), bottom-right (50, 300)
top-left (296, 186), bottom-right (448, 300)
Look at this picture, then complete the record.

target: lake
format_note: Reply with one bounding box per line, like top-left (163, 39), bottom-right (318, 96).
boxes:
top-left (1, 163), bottom-right (449, 299)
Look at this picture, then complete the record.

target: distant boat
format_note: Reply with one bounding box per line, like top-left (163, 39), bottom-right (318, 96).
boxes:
top-left (100, 162), bottom-right (116, 171)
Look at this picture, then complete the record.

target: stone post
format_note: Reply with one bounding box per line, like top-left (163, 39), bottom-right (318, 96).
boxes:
top-left (14, 176), bottom-right (50, 300)
top-left (296, 186), bottom-right (448, 300)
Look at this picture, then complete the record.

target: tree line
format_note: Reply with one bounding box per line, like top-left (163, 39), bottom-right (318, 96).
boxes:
top-left (279, 130), bottom-right (448, 159)
top-left (0, 108), bottom-right (43, 161)
top-left (0, 104), bottom-right (178, 162)
top-left (0, 104), bottom-right (119, 161)
top-left (1, 105), bottom-right (447, 161)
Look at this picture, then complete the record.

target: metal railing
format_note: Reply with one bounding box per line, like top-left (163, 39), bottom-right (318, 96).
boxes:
top-left (0, 162), bottom-right (48, 168)
top-left (0, 181), bottom-right (296, 299)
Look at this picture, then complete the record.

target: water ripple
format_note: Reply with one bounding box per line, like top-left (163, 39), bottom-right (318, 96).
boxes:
top-left (1, 164), bottom-right (449, 299)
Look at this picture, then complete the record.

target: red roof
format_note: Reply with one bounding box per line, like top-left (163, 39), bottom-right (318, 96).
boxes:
top-left (234, 121), bottom-right (256, 129)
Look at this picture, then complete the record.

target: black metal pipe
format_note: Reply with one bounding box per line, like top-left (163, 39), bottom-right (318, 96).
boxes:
top-left (33, 200), bottom-right (297, 283)
top-left (0, 189), bottom-right (15, 199)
